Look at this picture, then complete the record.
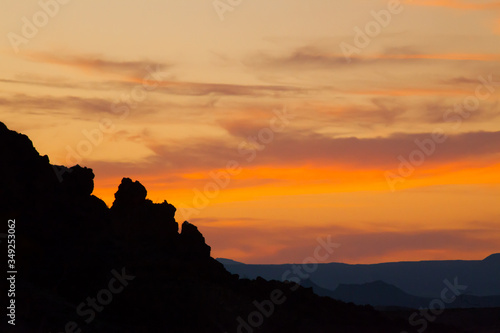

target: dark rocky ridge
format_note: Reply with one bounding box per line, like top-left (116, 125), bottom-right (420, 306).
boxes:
top-left (0, 122), bottom-right (461, 332)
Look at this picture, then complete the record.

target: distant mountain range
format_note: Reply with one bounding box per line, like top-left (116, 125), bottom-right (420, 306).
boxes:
top-left (218, 254), bottom-right (500, 308)
top-left (300, 279), bottom-right (500, 309)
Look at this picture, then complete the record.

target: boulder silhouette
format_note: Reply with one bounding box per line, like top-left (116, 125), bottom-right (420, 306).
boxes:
top-left (113, 177), bottom-right (147, 206)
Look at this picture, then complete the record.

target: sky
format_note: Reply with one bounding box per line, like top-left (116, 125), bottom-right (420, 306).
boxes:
top-left (1, 0), bottom-right (499, 264)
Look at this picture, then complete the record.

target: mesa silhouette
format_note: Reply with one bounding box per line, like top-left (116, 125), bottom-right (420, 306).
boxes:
top-left (0, 122), bottom-right (465, 332)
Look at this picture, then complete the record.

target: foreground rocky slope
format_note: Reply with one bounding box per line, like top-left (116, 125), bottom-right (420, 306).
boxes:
top-left (0, 122), bottom-right (462, 332)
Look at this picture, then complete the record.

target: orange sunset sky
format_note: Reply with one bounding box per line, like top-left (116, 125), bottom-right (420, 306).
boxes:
top-left (1, 0), bottom-right (499, 264)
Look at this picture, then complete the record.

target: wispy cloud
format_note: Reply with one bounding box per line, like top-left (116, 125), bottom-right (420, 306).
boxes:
top-left (403, 0), bottom-right (500, 10)
top-left (19, 52), bottom-right (310, 98)
top-left (24, 51), bottom-right (170, 78)
top-left (0, 94), bottom-right (112, 116)
top-left (247, 46), bottom-right (500, 72)
top-left (86, 130), bottom-right (500, 179)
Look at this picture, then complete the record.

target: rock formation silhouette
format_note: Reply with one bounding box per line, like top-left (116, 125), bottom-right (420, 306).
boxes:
top-left (0, 122), bottom-right (461, 332)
